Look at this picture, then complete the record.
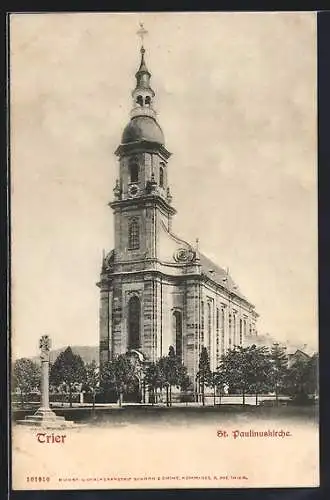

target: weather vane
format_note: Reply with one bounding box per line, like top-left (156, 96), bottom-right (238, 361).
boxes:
top-left (137, 22), bottom-right (148, 48)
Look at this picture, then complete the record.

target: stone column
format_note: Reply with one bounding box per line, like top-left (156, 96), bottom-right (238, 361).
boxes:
top-left (39, 335), bottom-right (51, 410)
top-left (17, 335), bottom-right (74, 428)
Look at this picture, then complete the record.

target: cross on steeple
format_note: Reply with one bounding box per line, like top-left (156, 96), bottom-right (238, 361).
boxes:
top-left (137, 22), bottom-right (148, 49)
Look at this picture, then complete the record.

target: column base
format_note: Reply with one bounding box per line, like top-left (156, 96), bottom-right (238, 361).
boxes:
top-left (17, 407), bottom-right (75, 429)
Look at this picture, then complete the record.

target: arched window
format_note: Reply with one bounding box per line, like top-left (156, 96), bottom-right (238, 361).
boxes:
top-left (228, 313), bottom-right (232, 349)
top-left (159, 166), bottom-right (164, 187)
top-left (216, 308), bottom-right (220, 362)
top-left (128, 296), bottom-right (141, 349)
top-left (136, 95), bottom-right (143, 106)
top-left (233, 313), bottom-right (237, 346)
top-left (129, 159), bottom-right (139, 183)
top-left (128, 219), bottom-right (139, 250)
top-left (173, 311), bottom-right (183, 360)
top-left (200, 301), bottom-right (204, 345)
top-left (221, 308), bottom-right (225, 355)
top-left (145, 96), bottom-right (151, 106)
top-left (207, 301), bottom-right (212, 355)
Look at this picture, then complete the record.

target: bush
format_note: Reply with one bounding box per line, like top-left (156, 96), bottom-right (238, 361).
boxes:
top-left (11, 392), bottom-right (40, 403)
top-left (180, 393), bottom-right (195, 403)
top-left (49, 393), bottom-right (80, 403)
top-left (259, 399), bottom-right (288, 407)
top-left (289, 393), bottom-right (314, 406)
top-left (95, 390), bottom-right (118, 403)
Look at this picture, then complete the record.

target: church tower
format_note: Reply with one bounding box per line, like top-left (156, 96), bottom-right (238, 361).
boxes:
top-left (111, 42), bottom-right (175, 265)
top-left (98, 32), bottom-right (180, 365)
top-left (98, 27), bottom-right (258, 393)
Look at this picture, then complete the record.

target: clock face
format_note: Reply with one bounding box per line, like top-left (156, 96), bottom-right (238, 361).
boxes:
top-left (128, 183), bottom-right (140, 198)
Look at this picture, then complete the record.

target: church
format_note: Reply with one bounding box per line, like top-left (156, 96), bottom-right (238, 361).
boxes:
top-left (98, 35), bottom-right (258, 390)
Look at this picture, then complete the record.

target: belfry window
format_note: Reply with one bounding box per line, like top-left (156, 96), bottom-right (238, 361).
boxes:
top-left (129, 160), bottom-right (139, 183)
top-left (128, 219), bottom-right (140, 250)
top-left (136, 95), bottom-right (143, 106)
top-left (159, 165), bottom-right (164, 187)
top-left (128, 296), bottom-right (141, 349)
top-left (145, 96), bottom-right (151, 106)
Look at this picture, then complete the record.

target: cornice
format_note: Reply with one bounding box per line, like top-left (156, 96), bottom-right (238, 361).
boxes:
top-left (98, 265), bottom-right (256, 311)
top-left (109, 194), bottom-right (177, 216)
top-left (114, 140), bottom-right (172, 160)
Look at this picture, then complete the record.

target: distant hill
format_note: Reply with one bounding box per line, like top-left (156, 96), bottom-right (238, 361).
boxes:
top-left (31, 345), bottom-right (98, 365)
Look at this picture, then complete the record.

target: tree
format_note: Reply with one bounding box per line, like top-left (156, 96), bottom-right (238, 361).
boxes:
top-left (218, 346), bottom-right (250, 405)
top-left (305, 354), bottom-right (318, 397)
top-left (154, 357), bottom-right (169, 405)
top-left (12, 358), bottom-right (41, 407)
top-left (218, 345), bottom-right (272, 406)
top-left (196, 347), bottom-right (211, 406)
top-left (100, 354), bottom-right (139, 407)
top-left (209, 370), bottom-right (227, 406)
top-left (144, 362), bottom-right (164, 404)
top-left (157, 346), bottom-right (188, 406)
top-left (166, 346), bottom-right (181, 406)
top-left (283, 354), bottom-right (318, 404)
top-left (49, 347), bottom-right (86, 407)
top-left (208, 372), bottom-right (217, 406)
top-left (213, 369), bottom-right (226, 404)
top-left (269, 343), bottom-right (288, 405)
top-left (248, 345), bottom-right (273, 405)
top-left (157, 347), bottom-right (177, 407)
top-left (83, 361), bottom-right (100, 412)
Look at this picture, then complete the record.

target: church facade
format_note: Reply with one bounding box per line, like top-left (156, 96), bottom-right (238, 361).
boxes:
top-left (98, 42), bottom-right (258, 388)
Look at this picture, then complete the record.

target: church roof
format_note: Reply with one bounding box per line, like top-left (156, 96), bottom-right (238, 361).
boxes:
top-left (199, 252), bottom-right (249, 303)
top-left (136, 47), bottom-right (151, 77)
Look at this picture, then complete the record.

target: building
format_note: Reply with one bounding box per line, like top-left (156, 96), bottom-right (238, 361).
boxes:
top-left (287, 349), bottom-right (311, 368)
top-left (98, 38), bottom-right (258, 390)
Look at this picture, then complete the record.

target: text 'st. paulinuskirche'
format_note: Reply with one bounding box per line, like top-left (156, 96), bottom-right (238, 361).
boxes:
top-left (97, 38), bottom-right (258, 395)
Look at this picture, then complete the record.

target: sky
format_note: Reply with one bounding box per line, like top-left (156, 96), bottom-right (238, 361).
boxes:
top-left (10, 12), bottom-right (317, 358)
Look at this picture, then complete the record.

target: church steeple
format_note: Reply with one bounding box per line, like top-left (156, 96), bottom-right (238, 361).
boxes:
top-left (113, 24), bottom-right (175, 215)
top-left (131, 25), bottom-right (156, 120)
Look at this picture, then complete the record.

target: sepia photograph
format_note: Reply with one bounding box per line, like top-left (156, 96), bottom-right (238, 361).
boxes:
top-left (10, 11), bottom-right (318, 490)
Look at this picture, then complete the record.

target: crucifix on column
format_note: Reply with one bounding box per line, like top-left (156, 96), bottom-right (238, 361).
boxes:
top-left (17, 334), bottom-right (74, 427)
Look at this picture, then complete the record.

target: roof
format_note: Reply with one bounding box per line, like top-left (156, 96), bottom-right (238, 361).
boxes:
top-left (199, 252), bottom-right (249, 303)
top-left (136, 47), bottom-right (150, 76)
top-left (122, 116), bottom-right (164, 145)
top-left (288, 349), bottom-right (311, 359)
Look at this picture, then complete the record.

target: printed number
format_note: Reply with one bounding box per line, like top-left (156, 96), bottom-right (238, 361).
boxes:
top-left (27, 477), bottom-right (50, 482)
